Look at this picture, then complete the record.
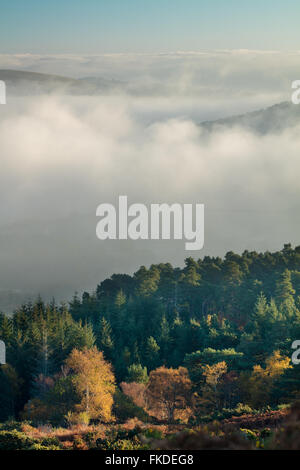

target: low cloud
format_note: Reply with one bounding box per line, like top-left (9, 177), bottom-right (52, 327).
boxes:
top-left (1, 50), bottom-right (298, 105)
top-left (0, 51), bottom-right (299, 306)
top-left (0, 93), bottom-right (299, 305)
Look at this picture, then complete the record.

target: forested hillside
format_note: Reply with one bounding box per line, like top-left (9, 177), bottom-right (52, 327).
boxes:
top-left (0, 244), bottom-right (300, 438)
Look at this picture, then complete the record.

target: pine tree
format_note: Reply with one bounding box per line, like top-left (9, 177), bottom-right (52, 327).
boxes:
top-left (145, 336), bottom-right (160, 370)
top-left (97, 317), bottom-right (114, 359)
top-left (275, 269), bottom-right (295, 305)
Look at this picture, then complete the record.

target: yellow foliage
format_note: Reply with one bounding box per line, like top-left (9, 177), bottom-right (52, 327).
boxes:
top-left (202, 361), bottom-right (227, 387)
top-left (66, 347), bottom-right (115, 422)
top-left (247, 350), bottom-right (291, 408)
top-left (200, 361), bottom-right (228, 412)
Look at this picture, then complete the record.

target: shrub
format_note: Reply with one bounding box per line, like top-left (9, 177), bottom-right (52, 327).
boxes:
top-left (30, 443), bottom-right (61, 450)
top-left (0, 430), bottom-right (36, 450)
top-left (113, 389), bottom-right (149, 422)
top-left (143, 428), bottom-right (164, 440)
top-left (39, 436), bottom-right (61, 447)
top-left (240, 428), bottom-right (258, 442)
top-left (95, 426), bottom-right (147, 450)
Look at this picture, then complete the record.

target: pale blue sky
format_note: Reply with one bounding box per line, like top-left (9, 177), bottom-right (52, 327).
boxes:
top-left (0, 0), bottom-right (300, 53)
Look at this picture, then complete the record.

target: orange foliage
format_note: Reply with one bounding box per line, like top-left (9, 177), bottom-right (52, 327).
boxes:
top-left (146, 366), bottom-right (193, 423)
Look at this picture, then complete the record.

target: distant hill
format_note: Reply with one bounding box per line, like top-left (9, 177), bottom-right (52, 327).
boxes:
top-left (200, 101), bottom-right (300, 134)
top-left (1, 70), bottom-right (300, 134)
top-left (0, 69), bottom-right (125, 95)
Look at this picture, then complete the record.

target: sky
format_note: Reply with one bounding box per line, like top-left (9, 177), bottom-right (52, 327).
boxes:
top-left (1, 0), bottom-right (300, 53)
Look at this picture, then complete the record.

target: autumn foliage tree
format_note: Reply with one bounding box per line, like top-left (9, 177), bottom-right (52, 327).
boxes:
top-left (2, 245), bottom-right (300, 427)
top-left (146, 366), bottom-right (193, 423)
top-left (199, 361), bottom-right (228, 412)
top-left (245, 350), bottom-right (291, 408)
top-left (66, 347), bottom-right (115, 422)
top-left (120, 381), bottom-right (147, 409)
